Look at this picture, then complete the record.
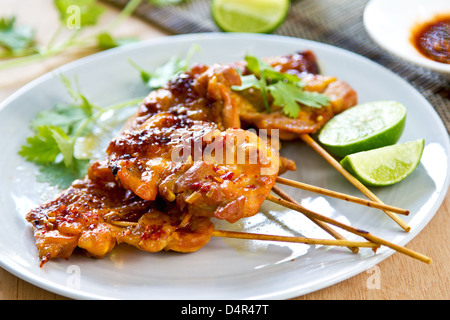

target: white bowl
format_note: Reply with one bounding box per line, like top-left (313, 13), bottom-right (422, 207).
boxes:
top-left (364, 0), bottom-right (450, 79)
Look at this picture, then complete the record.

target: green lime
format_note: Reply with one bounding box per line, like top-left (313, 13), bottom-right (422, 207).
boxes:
top-left (318, 101), bottom-right (407, 158)
top-left (211, 0), bottom-right (290, 33)
top-left (340, 139), bottom-right (425, 186)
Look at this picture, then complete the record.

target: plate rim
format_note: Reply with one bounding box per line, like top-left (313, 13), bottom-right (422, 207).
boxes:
top-left (1, 32), bottom-right (449, 300)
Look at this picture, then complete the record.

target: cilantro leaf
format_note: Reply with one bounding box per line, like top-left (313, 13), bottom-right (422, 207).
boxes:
top-left (0, 17), bottom-right (36, 54)
top-left (30, 103), bottom-right (89, 134)
top-left (54, 0), bottom-right (105, 28)
top-left (58, 74), bottom-right (97, 116)
top-left (149, 56), bottom-right (188, 89)
top-left (233, 54), bottom-right (330, 118)
top-left (37, 159), bottom-right (90, 189)
top-left (31, 75), bottom-right (97, 137)
top-left (231, 74), bottom-right (260, 91)
top-left (131, 44), bottom-right (200, 90)
top-left (19, 73), bottom-right (144, 189)
top-left (78, 94), bottom-right (95, 116)
top-left (96, 32), bottom-right (139, 49)
top-left (243, 56), bottom-right (270, 111)
top-left (130, 56), bottom-right (189, 90)
top-left (50, 127), bottom-right (75, 167)
top-left (18, 126), bottom-right (61, 164)
top-left (268, 81), bottom-right (330, 118)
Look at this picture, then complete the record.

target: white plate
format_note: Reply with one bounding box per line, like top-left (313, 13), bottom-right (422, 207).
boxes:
top-left (364, 0), bottom-right (450, 78)
top-left (0, 33), bottom-right (449, 300)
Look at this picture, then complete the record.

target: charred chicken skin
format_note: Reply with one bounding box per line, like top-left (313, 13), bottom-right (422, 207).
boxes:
top-left (107, 112), bottom-right (279, 223)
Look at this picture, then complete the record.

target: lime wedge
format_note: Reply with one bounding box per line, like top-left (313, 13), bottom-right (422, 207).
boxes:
top-left (211, 0), bottom-right (290, 33)
top-left (318, 101), bottom-right (407, 158)
top-left (340, 139), bottom-right (425, 186)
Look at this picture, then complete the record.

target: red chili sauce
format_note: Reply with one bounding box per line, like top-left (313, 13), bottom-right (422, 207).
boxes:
top-left (411, 15), bottom-right (450, 64)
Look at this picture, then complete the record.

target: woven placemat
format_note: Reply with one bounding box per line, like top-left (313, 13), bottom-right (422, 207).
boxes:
top-left (103, 0), bottom-right (450, 132)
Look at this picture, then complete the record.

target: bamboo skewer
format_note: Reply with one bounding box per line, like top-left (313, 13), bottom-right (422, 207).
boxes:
top-left (276, 176), bottom-right (409, 215)
top-left (299, 133), bottom-right (411, 232)
top-left (266, 194), bottom-right (432, 264)
top-left (272, 185), bottom-right (359, 253)
top-left (109, 221), bottom-right (378, 249)
top-left (212, 230), bottom-right (379, 248)
top-left (108, 194), bottom-right (431, 263)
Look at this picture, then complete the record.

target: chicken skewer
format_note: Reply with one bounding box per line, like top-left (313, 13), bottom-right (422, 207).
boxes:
top-left (232, 50), bottom-right (411, 231)
top-left (26, 64), bottom-right (287, 265)
top-left (23, 63), bottom-right (275, 264)
top-left (110, 221), bottom-right (379, 249)
top-left (104, 63), bottom-right (370, 254)
top-left (110, 59), bottom-right (408, 220)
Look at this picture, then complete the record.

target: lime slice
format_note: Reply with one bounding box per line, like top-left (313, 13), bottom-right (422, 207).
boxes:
top-left (318, 101), bottom-right (407, 158)
top-left (211, 0), bottom-right (290, 33)
top-left (340, 139), bottom-right (425, 186)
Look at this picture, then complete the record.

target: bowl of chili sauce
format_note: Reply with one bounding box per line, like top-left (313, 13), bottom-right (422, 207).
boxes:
top-left (411, 15), bottom-right (450, 65)
top-left (364, 0), bottom-right (450, 79)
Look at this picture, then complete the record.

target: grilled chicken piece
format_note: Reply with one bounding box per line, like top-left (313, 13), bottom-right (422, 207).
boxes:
top-left (166, 127), bottom-right (279, 223)
top-left (108, 113), bottom-right (218, 201)
top-left (26, 161), bottom-right (214, 266)
top-left (107, 112), bottom-right (280, 223)
top-left (118, 209), bottom-right (214, 253)
top-left (126, 63), bottom-right (242, 132)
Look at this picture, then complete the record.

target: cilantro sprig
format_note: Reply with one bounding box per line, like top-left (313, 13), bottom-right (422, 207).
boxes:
top-left (232, 55), bottom-right (330, 118)
top-left (131, 44), bottom-right (201, 90)
top-left (19, 75), bottom-right (142, 188)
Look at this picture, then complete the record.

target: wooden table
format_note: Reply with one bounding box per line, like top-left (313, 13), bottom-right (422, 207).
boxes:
top-left (0, 0), bottom-right (448, 300)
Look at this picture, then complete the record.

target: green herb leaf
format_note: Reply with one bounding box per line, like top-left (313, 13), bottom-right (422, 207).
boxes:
top-left (231, 74), bottom-right (260, 91)
top-left (268, 81), bottom-right (330, 118)
top-left (54, 0), bottom-right (105, 28)
top-left (96, 32), bottom-right (139, 49)
top-left (58, 74), bottom-right (98, 116)
top-left (131, 55), bottom-right (190, 90)
top-left (131, 44), bottom-right (200, 90)
top-left (0, 17), bottom-right (36, 54)
top-left (149, 56), bottom-right (188, 89)
top-left (37, 159), bottom-right (90, 189)
top-left (18, 126), bottom-right (61, 164)
top-left (50, 127), bottom-right (75, 167)
top-left (233, 54), bottom-right (330, 118)
top-left (19, 73), bottom-right (144, 188)
top-left (30, 103), bottom-right (88, 134)
top-left (243, 55), bottom-right (270, 111)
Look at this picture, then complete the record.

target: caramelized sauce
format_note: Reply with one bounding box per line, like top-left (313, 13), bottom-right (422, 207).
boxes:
top-left (411, 14), bottom-right (450, 64)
